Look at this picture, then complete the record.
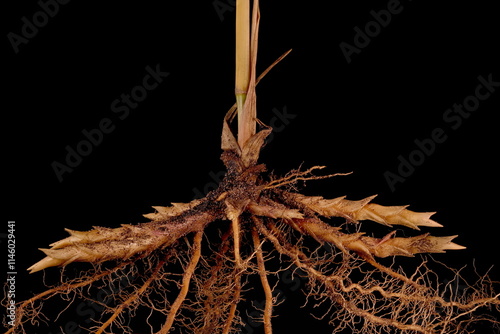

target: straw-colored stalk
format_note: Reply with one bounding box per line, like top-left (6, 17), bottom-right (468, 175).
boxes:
top-left (235, 0), bottom-right (258, 148)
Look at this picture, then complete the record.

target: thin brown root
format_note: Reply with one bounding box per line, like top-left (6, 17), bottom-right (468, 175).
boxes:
top-left (95, 254), bottom-right (172, 334)
top-left (254, 218), bottom-right (431, 333)
top-left (222, 217), bottom-right (244, 334)
top-left (264, 166), bottom-right (352, 190)
top-left (157, 231), bottom-right (203, 334)
top-left (8, 261), bottom-right (132, 333)
top-left (362, 255), bottom-right (427, 291)
top-left (252, 228), bottom-right (273, 334)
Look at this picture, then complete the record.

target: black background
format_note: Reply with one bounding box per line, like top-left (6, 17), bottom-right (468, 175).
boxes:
top-left (4, 1), bottom-right (499, 333)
